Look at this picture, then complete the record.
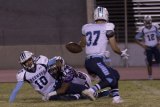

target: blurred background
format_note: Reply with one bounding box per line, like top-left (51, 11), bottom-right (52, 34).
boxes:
top-left (0, 0), bottom-right (160, 69)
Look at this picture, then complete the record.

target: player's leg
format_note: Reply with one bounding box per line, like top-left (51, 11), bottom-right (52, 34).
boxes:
top-left (49, 94), bottom-right (81, 101)
top-left (49, 83), bottom-right (92, 101)
top-left (83, 57), bottom-right (123, 103)
top-left (153, 46), bottom-right (160, 64)
top-left (145, 48), bottom-right (153, 80)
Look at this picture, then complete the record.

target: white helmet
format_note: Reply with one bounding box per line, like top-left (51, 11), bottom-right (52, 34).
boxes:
top-left (144, 15), bottom-right (152, 28)
top-left (19, 51), bottom-right (35, 70)
top-left (94, 6), bottom-right (109, 21)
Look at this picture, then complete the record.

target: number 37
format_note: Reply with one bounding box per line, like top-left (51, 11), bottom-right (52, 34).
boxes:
top-left (86, 30), bottom-right (100, 46)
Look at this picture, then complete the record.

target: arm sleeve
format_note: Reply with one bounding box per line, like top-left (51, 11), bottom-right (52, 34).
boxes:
top-left (135, 32), bottom-right (143, 40)
top-left (47, 57), bottom-right (56, 67)
top-left (9, 81), bottom-right (24, 103)
top-left (48, 56), bottom-right (64, 67)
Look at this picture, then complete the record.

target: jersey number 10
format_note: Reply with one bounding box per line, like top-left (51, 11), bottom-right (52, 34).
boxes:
top-left (35, 76), bottom-right (48, 89)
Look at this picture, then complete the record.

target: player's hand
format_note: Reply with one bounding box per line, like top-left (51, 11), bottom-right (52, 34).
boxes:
top-left (42, 95), bottom-right (50, 101)
top-left (121, 49), bottom-right (129, 59)
top-left (104, 51), bottom-right (110, 58)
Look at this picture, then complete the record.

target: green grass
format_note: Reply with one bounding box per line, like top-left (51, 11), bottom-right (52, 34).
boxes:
top-left (1, 80), bottom-right (160, 107)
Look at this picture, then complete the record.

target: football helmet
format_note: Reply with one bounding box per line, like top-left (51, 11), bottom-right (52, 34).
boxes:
top-left (94, 6), bottom-right (109, 21)
top-left (19, 51), bottom-right (35, 71)
top-left (143, 15), bottom-right (152, 28)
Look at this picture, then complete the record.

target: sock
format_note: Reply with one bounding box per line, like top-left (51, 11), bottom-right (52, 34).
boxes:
top-left (110, 89), bottom-right (119, 97)
top-left (91, 84), bottom-right (101, 92)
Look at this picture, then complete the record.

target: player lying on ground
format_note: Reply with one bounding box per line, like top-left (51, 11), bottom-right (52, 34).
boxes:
top-left (9, 51), bottom-right (93, 103)
top-left (42, 56), bottom-right (111, 101)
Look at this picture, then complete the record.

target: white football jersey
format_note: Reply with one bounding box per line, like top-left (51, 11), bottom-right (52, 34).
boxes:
top-left (82, 22), bottom-right (115, 56)
top-left (16, 55), bottom-right (57, 96)
top-left (138, 24), bottom-right (160, 47)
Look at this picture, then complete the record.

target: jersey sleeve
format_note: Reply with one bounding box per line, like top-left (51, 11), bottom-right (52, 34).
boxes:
top-left (81, 24), bottom-right (92, 36)
top-left (36, 55), bottom-right (49, 66)
top-left (9, 81), bottom-right (24, 103)
top-left (16, 69), bottom-right (25, 82)
top-left (135, 27), bottom-right (144, 40)
top-left (81, 24), bottom-right (87, 35)
top-left (153, 23), bottom-right (160, 29)
top-left (48, 56), bottom-right (64, 67)
top-left (105, 23), bottom-right (115, 31)
top-left (137, 26), bottom-right (144, 32)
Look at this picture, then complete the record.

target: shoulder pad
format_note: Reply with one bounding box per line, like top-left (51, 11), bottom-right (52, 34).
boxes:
top-left (105, 23), bottom-right (115, 31)
top-left (153, 23), bottom-right (159, 29)
top-left (36, 55), bottom-right (49, 65)
top-left (137, 26), bottom-right (144, 32)
top-left (82, 23), bottom-right (92, 35)
top-left (82, 23), bottom-right (93, 28)
top-left (16, 69), bottom-right (25, 81)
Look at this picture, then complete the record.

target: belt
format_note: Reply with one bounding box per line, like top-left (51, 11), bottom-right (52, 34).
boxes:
top-left (86, 55), bottom-right (104, 59)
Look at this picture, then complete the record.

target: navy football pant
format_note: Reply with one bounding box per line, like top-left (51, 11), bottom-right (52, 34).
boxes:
top-left (85, 57), bottom-right (119, 89)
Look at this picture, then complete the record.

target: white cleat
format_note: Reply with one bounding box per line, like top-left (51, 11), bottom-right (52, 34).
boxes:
top-left (112, 96), bottom-right (124, 104)
top-left (82, 89), bottom-right (96, 101)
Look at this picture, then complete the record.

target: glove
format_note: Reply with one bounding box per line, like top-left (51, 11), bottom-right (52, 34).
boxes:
top-left (42, 91), bottom-right (57, 101)
top-left (104, 51), bottom-right (110, 58)
top-left (121, 49), bottom-right (129, 59)
top-left (42, 95), bottom-right (50, 101)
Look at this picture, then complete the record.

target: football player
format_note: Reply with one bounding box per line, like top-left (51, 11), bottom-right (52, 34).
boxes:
top-left (9, 51), bottom-right (92, 103)
top-left (79, 6), bottom-right (129, 103)
top-left (43, 56), bottom-right (111, 101)
top-left (135, 15), bottom-right (160, 80)
top-left (9, 51), bottom-right (61, 103)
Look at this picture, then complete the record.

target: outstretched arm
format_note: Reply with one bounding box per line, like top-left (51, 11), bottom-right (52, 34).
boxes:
top-left (79, 36), bottom-right (86, 48)
top-left (109, 36), bottom-right (129, 59)
top-left (9, 81), bottom-right (24, 103)
top-left (109, 36), bottom-right (122, 55)
top-left (135, 32), bottom-right (146, 49)
top-left (48, 56), bottom-right (64, 67)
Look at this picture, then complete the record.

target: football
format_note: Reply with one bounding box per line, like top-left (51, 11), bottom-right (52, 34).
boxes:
top-left (65, 42), bottom-right (83, 53)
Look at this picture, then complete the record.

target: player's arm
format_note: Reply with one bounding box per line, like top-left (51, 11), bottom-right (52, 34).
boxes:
top-left (48, 66), bottom-right (74, 97)
top-left (48, 56), bottom-right (64, 67)
top-left (79, 35), bottom-right (86, 48)
top-left (9, 81), bottom-right (24, 103)
top-left (48, 82), bottom-right (70, 97)
top-left (109, 35), bottom-right (122, 55)
top-left (48, 57), bottom-right (57, 66)
top-left (135, 32), bottom-right (146, 49)
top-left (108, 31), bottom-right (129, 59)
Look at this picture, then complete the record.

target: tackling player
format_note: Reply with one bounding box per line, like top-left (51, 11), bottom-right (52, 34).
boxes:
top-left (43, 56), bottom-right (111, 101)
top-left (79, 6), bottom-right (129, 103)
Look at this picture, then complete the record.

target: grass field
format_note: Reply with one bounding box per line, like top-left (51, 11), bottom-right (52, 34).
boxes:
top-left (1, 80), bottom-right (160, 107)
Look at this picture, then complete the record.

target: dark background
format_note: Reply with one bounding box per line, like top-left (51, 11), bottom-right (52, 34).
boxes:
top-left (0, 0), bottom-right (87, 45)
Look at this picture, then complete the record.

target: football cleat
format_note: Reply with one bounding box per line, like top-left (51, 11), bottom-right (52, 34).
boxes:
top-left (82, 89), bottom-right (96, 101)
top-left (112, 96), bottom-right (124, 104)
